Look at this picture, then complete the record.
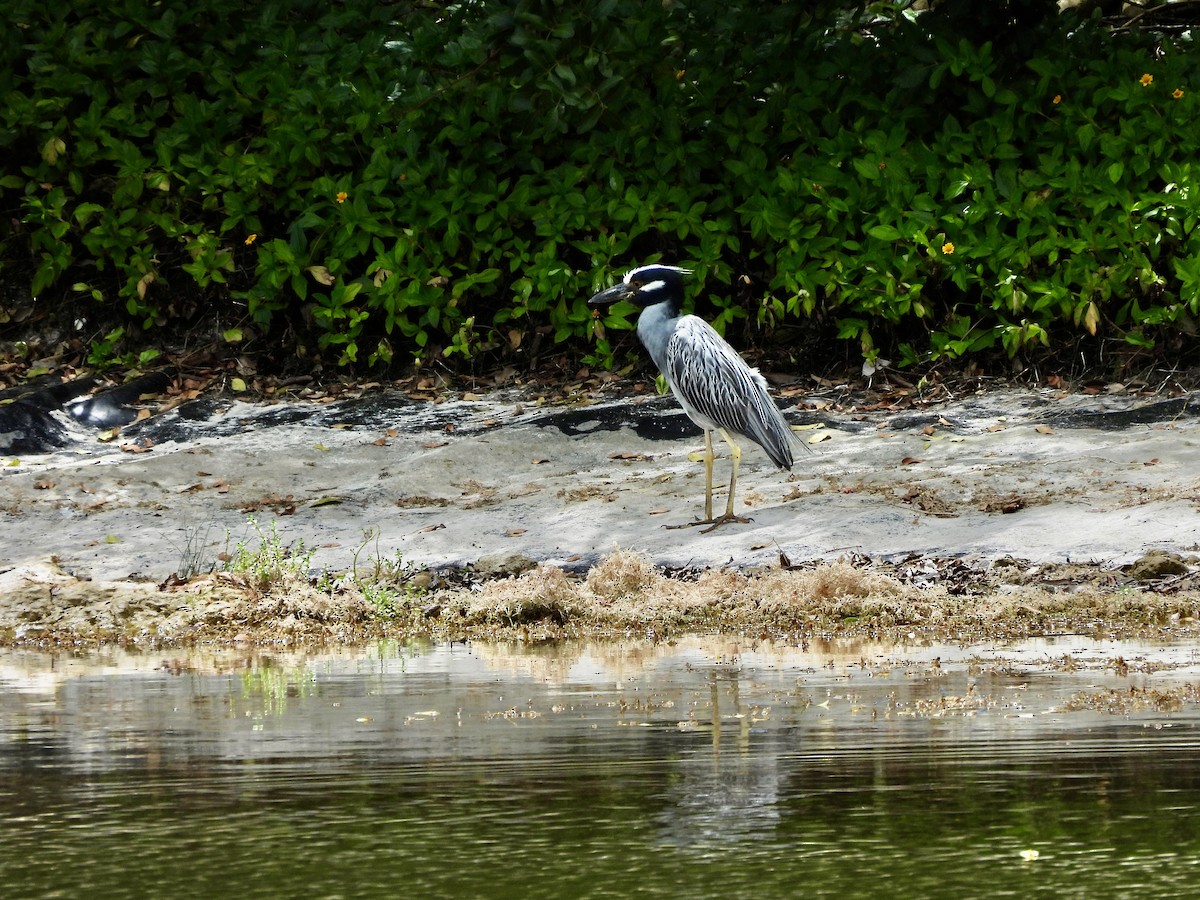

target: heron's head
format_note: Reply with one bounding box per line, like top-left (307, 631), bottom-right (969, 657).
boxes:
top-left (587, 264), bottom-right (691, 309)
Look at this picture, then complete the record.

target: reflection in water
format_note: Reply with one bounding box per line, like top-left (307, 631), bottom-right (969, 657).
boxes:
top-left (3, 637), bottom-right (1200, 898)
top-left (653, 669), bottom-right (784, 852)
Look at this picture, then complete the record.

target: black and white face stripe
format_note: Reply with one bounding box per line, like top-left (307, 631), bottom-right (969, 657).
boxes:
top-left (624, 264), bottom-right (691, 288)
top-left (623, 265), bottom-right (691, 301)
top-left (588, 264), bottom-right (692, 310)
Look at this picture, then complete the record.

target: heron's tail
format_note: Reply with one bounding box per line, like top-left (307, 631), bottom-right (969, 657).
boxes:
top-left (751, 400), bottom-right (798, 470)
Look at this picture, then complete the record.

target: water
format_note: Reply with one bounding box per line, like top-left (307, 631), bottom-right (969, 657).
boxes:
top-left (4, 637), bottom-right (1200, 899)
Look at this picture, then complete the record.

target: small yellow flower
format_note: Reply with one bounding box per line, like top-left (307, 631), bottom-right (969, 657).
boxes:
top-left (1140, 73), bottom-right (1153, 87)
top-left (1173, 88), bottom-right (1184, 99)
top-left (942, 242), bottom-right (955, 255)
top-left (336, 191), bottom-right (348, 204)
top-left (244, 233), bottom-right (257, 246)
top-left (1052, 94), bottom-right (1062, 105)
top-left (675, 69), bottom-right (686, 80)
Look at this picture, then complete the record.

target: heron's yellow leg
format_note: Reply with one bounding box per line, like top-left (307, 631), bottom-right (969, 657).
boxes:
top-left (693, 431), bottom-right (752, 533)
top-left (720, 428), bottom-right (742, 519)
top-left (703, 429), bottom-right (715, 522)
top-left (666, 429), bottom-right (752, 533)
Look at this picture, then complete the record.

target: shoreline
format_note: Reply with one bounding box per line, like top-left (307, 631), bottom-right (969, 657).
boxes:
top-left (3, 382), bottom-right (1199, 650)
top-left (3, 549), bottom-right (1199, 650)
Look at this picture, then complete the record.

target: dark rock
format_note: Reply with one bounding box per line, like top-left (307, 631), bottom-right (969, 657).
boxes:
top-left (1125, 550), bottom-right (1191, 582)
top-left (0, 370), bottom-right (175, 452)
top-left (0, 401), bottom-right (69, 453)
top-left (473, 551), bottom-right (538, 577)
top-left (65, 370), bottom-right (173, 428)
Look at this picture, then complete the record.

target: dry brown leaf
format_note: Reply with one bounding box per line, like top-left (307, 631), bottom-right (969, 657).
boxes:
top-left (901, 456), bottom-right (923, 465)
top-left (506, 528), bottom-right (527, 537)
top-left (33, 480), bottom-right (54, 490)
top-left (982, 495), bottom-right (1026, 514)
top-left (1034, 424), bottom-right (1055, 435)
top-left (307, 265), bottom-right (335, 285)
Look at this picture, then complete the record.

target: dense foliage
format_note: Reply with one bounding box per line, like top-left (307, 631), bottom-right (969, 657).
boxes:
top-left (2, 0), bottom-right (1198, 374)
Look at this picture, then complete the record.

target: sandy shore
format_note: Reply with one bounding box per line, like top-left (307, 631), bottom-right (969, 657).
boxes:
top-left (2, 383), bottom-right (1198, 645)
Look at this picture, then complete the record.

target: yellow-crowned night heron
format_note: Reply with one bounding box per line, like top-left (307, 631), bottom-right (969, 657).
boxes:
top-left (589, 264), bottom-right (795, 532)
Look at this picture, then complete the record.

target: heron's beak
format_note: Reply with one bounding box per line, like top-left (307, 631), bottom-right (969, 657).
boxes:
top-left (587, 282), bottom-right (635, 307)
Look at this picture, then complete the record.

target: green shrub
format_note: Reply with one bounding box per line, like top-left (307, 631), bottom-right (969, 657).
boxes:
top-left (2, 1), bottom-right (1198, 372)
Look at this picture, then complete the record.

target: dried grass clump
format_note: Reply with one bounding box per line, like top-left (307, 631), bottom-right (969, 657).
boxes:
top-left (743, 562), bottom-right (906, 612)
top-left (443, 553), bottom-right (933, 634)
top-left (193, 577), bottom-right (377, 636)
top-left (261, 584), bottom-right (375, 625)
top-left (693, 567), bottom-right (752, 598)
top-left (456, 553), bottom-right (694, 632)
top-left (803, 560), bottom-right (903, 601)
top-left (703, 562), bottom-right (936, 631)
top-left (584, 549), bottom-right (665, 602)
top-left (461, 563), bottom-right (584, 625)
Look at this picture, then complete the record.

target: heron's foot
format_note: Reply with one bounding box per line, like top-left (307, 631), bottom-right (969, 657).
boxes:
top-left (699, 513), bottom-right (752, 534)
top-left (663, 513), bottom-right (753, 534)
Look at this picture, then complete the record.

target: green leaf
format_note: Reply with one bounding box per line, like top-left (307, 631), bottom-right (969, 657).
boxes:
top-left (852, 157), bottom-right (881, 181)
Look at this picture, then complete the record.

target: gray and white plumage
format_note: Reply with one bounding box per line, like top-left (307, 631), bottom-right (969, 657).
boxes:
top-left (589, 264), bottom-right (795, 528)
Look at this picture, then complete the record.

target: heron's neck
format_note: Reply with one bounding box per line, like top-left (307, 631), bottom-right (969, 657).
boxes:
top-left (635, 298), bottom-right (679, 373)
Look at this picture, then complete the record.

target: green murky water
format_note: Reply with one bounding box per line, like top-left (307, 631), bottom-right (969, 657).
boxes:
top-left (4, 637), bottom-right (1200, 898)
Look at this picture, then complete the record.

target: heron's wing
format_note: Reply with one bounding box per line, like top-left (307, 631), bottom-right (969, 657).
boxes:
top-left (665, 316), bottom-right (794, 469)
